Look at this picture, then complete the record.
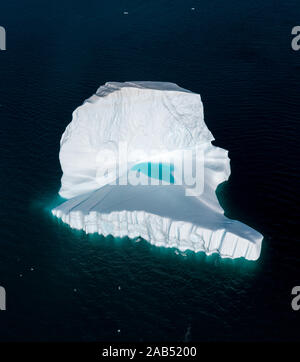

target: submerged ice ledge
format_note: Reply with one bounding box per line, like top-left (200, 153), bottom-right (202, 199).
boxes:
top-left (52, 81), bottom-right (263, 260)
top-left (52, 206), bottom-right (261, 260)
top-left (52, 178), bottom-right (263, 260)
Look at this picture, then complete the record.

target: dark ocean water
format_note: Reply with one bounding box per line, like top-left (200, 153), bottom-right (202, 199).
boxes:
top-left (0, 0), bottom-right (299, 341)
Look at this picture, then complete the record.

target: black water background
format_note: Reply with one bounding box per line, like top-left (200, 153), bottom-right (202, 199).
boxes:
top-left (0, 0), bottom-right (299, 341)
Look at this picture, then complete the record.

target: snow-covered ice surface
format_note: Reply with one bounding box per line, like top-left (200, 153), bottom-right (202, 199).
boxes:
top-left (52, 81), bottom-right (263, 260)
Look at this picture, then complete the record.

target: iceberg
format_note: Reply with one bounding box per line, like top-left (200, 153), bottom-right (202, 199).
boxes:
top-left (52, 81), bottom-right (263, 260)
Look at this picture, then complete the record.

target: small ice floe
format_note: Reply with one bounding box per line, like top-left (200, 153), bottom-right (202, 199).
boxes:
top-left (136, 237), bottom-right (142, 243)
top-left (118, 286), bottom-right (121, 290)
top-left (19, 274), bottom-right (23, 278)
top-left (30, 267), bottom-right (34, 271)
top-left (73, 288), bottom-right (77, 292)
top-left (117, 329), bottom-right (121, 333)
top-left (191, 8), bottom-right (195, 11)
top-left (123, 11), bottom-right (129, 15)
top-left (175, 250), bottom-right (187, 257)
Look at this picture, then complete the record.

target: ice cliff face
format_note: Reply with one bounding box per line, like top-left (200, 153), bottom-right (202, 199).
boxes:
top-left (59, 82), bottom-right (214, 199)
top-left (52, 81), bottom-right (263, 260)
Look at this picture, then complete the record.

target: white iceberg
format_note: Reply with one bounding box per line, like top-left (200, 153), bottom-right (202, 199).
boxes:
top-left (52, 81), bottom-right (263, 260)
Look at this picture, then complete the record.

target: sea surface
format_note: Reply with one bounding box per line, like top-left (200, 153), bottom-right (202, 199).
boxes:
top-left (0, 0), bottom-right (299, 341)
